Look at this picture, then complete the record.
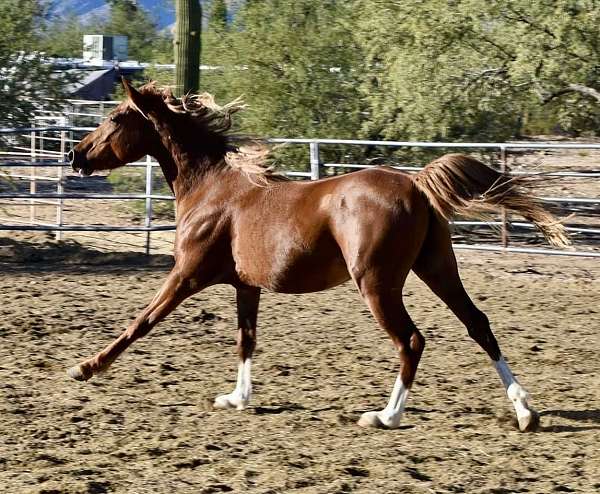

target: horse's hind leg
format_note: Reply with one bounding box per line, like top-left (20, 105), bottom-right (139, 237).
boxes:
top-left (413, 218), bottom-right (538, 431)
top-left (354, 271), bottom-right (425, 429)
top-left (214, 286), bottom-right (260, 410)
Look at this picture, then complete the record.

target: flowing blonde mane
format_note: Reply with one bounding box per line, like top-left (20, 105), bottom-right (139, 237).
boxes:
top-left (163, 90), bottom-right (246, 134)
top-left (141, 83), bottom-right (287, 184)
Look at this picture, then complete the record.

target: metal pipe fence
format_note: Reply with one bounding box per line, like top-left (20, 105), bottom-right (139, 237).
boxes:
top-left (0, 123), bottom-right (599, 257)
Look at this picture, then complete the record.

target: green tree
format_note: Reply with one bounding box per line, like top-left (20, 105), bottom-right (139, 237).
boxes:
top-left (207, 0), bottom-right (364, 165)
top-left (105, 0), bottom-right (171, 62)
top-left (40, 1), bottom-right (173, 63)
top-left (485, 0), bottom-right (600, 134)
top-left (355, 0), bottom-right (600, 141)
top-left (0, 0), bottom-right (71, 129)
top-left (355, 0), bottom-right (522, 143)
top-left (39, 14), bottom-right (99, 58)
top-left (209, 0), bottom-right (228, 31)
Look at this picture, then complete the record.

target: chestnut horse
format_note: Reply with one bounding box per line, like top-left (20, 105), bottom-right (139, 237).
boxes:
top-left (67, 80), bottom-right (568, 431)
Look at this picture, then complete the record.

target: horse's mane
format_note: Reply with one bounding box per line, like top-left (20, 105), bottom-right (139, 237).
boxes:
top-left (139, 82), bottom-right (287, 184)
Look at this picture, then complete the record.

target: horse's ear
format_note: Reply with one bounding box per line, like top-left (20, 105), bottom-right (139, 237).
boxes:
top-left (122, 77), bottom-right (149, 120)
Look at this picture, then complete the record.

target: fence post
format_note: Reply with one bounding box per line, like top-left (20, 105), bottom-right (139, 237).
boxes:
top-left (144, 155), bottom-right (153, 255)
top-left (29, 131), bottom-right (37, 224)
top-left (56, 129), bottom-right (66, 241)
top-left (500, 146), bottom-right (508, 249)
top-left (68, 103), bottom-right (74, 157)
top-left (309, 141), bottom-right (320, 180)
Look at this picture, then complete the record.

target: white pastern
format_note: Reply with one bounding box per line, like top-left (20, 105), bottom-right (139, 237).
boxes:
top-left (493, 356), bottom-right (537, 431)
top-left (358, 375), bottom-right (409, 429)
top-left (214, 359), bottom-right (252, 410)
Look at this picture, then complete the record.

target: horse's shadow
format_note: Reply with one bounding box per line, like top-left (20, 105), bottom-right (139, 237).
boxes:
top-left (252, 403), bottom-right (306, 415)
top-left (538, 409), bottom-right (600, 433)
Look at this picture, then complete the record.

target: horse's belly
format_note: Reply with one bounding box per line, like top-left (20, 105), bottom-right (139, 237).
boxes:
top-left (273, 255), bottom-right (351, 293)
top-left (234, 246), bottom-right (350, 293)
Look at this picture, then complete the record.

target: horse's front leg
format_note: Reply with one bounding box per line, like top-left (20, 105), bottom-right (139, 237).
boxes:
top-left (214, 286), bottom-right (261, 410)
top-left (67, 266), bottom-right (201, 381)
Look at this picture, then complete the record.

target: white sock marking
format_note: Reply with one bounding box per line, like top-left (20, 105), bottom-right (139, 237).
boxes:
top-left (236, 358), bottom-right (252, 401)
top-left (358, 374), bottom-right (409, 428)
top-left (493, 356), bottom-right (535, 430)
top-left (381, 375), bottom-right (410, 425)
top-left (214, 358), bottom-right (252, 410)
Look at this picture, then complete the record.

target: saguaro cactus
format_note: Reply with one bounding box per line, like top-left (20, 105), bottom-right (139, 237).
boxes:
top-left (174, 0), bottom-right (202, 96)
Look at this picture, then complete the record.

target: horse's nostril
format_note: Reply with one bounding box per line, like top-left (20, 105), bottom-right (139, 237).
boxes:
top-left (67, 150), bottom-right (75, 164)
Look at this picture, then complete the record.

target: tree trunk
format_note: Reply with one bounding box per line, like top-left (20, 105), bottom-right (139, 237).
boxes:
top-left (174, 0), bottom-right (202, 97)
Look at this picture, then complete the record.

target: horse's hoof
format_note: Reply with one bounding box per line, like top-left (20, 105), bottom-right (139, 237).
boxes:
top-left (518, 409), bottom-right (540, 432)
top-left (213, 393), bottom-right (248, 410)
top-left (213, 394), bottom-right (234, 409)
top-left (66, 365), bottom-right (92, 382)
top-left (358, 411), bottom-right (386, 429)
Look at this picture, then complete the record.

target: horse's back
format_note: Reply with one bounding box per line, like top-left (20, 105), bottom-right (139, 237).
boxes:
top-left (268, 166), bottom-right (425, 218)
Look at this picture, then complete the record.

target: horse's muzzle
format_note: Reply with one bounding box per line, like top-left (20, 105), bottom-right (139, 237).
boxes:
top-left (68, 149), bottom-right (92, 176)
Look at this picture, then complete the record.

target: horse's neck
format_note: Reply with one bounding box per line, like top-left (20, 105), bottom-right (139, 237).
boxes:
top-left (151, 147), bottom-right (178, 194)
top-left (151, 124), bottom-right (227, 200)
top-left (150, 141), bottom-right (203, 199)
top-left (152, 147), bottom-right (231, 203)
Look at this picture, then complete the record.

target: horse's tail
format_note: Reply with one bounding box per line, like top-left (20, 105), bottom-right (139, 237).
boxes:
top-left (412, 153), bottom-right (569, 248)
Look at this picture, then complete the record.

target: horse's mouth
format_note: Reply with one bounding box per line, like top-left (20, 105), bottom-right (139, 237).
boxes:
top-left (68, 149), bottom-right (93, 176)
top-left (74, 166), bottom-right (93, 177)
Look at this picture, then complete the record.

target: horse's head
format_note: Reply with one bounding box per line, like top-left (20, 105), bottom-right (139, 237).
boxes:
top-left (69, 79), bottom-right (164, 175)
top-left (70, 78), bottom-right (246, 177)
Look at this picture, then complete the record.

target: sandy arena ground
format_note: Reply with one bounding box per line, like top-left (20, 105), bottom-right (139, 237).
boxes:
top-left (0, 241), bottom-right (598, 494)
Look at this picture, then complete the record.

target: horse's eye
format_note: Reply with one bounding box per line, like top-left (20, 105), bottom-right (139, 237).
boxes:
top-left (110, 115), bottom-right (122, 123)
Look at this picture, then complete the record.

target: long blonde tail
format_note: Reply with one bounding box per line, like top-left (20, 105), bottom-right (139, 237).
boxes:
top-left (412, 153), bottom-right (569, 248)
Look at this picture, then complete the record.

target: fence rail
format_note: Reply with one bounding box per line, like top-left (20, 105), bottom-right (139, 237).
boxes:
top-left (1, 124), bottom-right (599, 257)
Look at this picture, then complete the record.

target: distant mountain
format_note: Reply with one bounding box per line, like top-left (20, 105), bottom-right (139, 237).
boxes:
top-left (47, 1), bottom-right (245, 30)
top-left (48, 1), bottom-right (177, 30)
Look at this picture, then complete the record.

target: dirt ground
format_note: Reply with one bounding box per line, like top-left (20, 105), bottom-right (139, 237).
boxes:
top-left (0, 239), bottom-right (598, 494)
